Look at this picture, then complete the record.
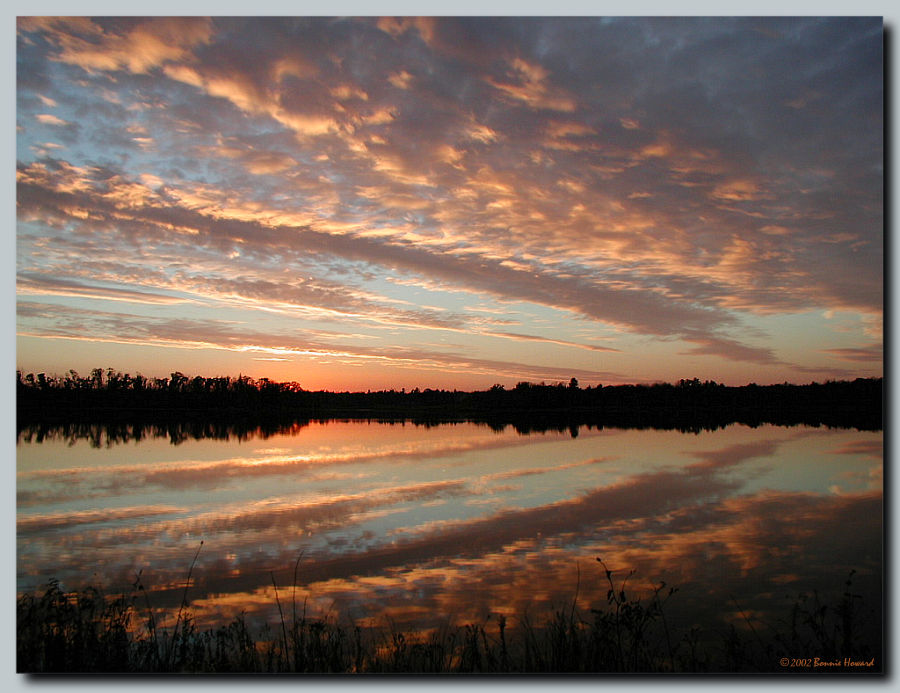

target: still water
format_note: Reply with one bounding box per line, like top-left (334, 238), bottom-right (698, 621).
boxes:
top-left (17, 420), bottom-right (882, 647)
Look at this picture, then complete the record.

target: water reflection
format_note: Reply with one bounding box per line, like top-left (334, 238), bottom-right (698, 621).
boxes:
top-left (20, 406), bottom-right (857, 449)
top-left (17, 419), bottom-right (318, 447)
top-left (17, 420), bottom-right (882, 658)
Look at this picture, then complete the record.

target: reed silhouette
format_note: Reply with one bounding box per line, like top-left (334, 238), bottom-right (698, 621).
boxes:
top-left (17, 553), bottom-right (880, 674)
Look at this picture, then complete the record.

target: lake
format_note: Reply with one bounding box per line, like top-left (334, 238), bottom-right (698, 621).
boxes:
top-left (17, 419), bottom-right (883, 666)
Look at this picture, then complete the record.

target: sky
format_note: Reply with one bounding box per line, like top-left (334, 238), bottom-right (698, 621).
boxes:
top-left (15, 16), bottom-right (884, 391)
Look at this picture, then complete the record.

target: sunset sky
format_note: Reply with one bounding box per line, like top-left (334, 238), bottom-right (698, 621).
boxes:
top-left (15, 16), bottom-right (884, 391)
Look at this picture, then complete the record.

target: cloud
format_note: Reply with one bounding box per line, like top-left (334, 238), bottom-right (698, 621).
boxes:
top-left (376, 17), bottom-right (436, 44)
top-left (17, 139), bottom-right (878, 376)
top-left (17, 272), bottom-right (194, 305)
top-left (827, 440), bottom-right (882, 459)
top-left (35, 113), bottom-right (68, 126)
top-left (19, 17), bottom-right (213, 75)
top-left (388, 70), bottom-right (414, 89)
top-left (16, 161), bottom-right (743, 341)
top-left (819, 345), bottom-right (883, 363)
top-left (480, 331), bottom-right (621, 354)
top-left (16, 17), bottom-right (883, 386)
top-left (679, 335), bottom-right (780, 365)
top-left (16, 300), bottom-right (628, 384)
top-left (486, 57), bottom-right (577, 112)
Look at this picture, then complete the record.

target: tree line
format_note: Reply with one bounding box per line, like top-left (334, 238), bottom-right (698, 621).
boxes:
top-left (16, 368), bottom-right (883, 433)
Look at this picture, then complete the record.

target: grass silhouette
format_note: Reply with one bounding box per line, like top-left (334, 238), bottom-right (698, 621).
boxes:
top-left (16, 550), bottom-right (880, 674)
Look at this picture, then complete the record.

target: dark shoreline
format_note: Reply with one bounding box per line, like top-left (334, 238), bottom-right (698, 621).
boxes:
top-left (17, 372), bottom-right (883, 438)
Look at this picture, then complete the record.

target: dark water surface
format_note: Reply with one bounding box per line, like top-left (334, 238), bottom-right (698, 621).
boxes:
top-left (17, 420), bottom-right (882, 656)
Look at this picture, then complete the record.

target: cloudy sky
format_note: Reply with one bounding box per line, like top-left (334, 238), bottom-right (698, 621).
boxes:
top-left (15, 16), bottom-right (883, 390)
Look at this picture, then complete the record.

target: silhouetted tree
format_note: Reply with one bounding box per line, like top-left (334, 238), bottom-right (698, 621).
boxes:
top-left (16, 369), bottom-right (882, 434)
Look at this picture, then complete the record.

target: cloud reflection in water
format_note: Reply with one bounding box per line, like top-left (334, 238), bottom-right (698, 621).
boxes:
top-left (16, 421), bottom-right (882, 645)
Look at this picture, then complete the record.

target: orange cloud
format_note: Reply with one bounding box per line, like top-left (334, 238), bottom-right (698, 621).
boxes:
top-left (35, 113), bottom-right (68, 126)
top-left (486, 57), bottom-right (577, 112)
top-left (376, 17), bottom-right (436, 45)
top-left (388, 70), bottom-right (414, 89)
top-left (710, 178), bottom-right (770, 202)
top-left (24, 17), bottom-right (213, 75)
